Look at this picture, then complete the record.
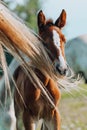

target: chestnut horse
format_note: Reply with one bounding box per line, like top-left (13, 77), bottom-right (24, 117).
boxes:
top-left (14, 10), bottom-right (67, 130)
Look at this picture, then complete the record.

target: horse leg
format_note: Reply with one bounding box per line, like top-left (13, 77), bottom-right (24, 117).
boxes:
top-left (44, 109), bottom-right (60, 130)
top-left (15, 105), bottom-right (36, 130)
top-left (41, 122), bottom-right (48, 130)
top-left (15, 109), bottom-right (24, 130)
top-left (16, 116), bottom-right (25, 130)
top-left (14, 99), bottom-right (24, 130)
top-left (23, 110), bottom-right (36, 130)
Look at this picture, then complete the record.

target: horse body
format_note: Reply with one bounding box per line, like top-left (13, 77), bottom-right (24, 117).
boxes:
top-left (14, 67), bottom-right (60, 130)
top-left (14, 10), bottom-right (67, 130)
top-left (65, 34), bottom-right (87, 83)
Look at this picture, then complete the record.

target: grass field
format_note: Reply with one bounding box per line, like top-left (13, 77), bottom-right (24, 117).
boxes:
top-left (59, 83), bottom-right (87, 130)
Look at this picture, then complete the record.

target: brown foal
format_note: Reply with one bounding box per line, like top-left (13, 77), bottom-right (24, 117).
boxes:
top-left (14, 9), bottom-right (67, 130)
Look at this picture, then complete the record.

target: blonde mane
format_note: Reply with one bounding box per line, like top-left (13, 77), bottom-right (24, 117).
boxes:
top-left (0, 2), bottom-right (81, 110)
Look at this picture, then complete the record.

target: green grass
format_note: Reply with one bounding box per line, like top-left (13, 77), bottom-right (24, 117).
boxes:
top-left (32, 83), bottom-right (87, 130)
top-left (61, 83), bottom-right (87, 99)
top-left (59, 83), bottom-right (87, 130)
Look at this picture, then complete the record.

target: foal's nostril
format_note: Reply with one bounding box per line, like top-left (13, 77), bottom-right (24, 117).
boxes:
top-left (63, 69), bottom-right (67, 75)
top-left (56, 65), bottom-right (60, 72)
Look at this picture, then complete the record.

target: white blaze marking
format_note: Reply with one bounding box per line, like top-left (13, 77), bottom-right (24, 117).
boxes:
top-left (53, 30), bottom-right (60, 48)
top-left (59, 48), bottom-right (66, 68)
top-left (53, 30), bottom-right (66, 69)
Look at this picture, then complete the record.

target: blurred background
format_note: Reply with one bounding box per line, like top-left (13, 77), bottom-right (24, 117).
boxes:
top-left (3, 0), bottom-right (87, 40)
top-left (1, 0), bottom-right (87, 130)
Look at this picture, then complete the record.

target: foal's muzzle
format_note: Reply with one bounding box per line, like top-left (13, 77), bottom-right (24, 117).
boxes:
top-left (54, 58), bottom-right (68, 76)
top-left (56, 65), bottom-right (67, 75)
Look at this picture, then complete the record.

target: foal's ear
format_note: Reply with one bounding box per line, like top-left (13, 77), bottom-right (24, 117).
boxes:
top-left (55, 9), bottom-right (66, 29)
top-left (37, 10), bottom-right (46, 28)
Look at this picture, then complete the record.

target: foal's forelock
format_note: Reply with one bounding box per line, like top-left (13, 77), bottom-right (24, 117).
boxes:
top-left (52, 30), bottom-right (67, 70)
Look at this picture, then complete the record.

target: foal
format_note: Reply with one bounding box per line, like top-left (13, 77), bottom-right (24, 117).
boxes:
top-left (14, 9), bottom-right (67, 130)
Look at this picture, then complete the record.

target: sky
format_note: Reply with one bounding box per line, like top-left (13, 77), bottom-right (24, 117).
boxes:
top-left (41, 0), bottom-right (87, 40)
top-left (6, 0), bottom-right (87, 40)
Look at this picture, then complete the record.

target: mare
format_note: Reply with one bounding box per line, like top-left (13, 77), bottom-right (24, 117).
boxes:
top-left (65, 34), bottom-right (87, 83)
top-left (14, 10), bottom-right (67, 130)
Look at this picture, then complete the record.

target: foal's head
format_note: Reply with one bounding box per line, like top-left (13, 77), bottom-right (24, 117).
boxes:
top-left (37, 10), bottom-right (67, 75)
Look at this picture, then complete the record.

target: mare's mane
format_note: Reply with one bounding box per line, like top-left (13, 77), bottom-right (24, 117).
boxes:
top-left (0, 2), bottom-right (81, 110)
